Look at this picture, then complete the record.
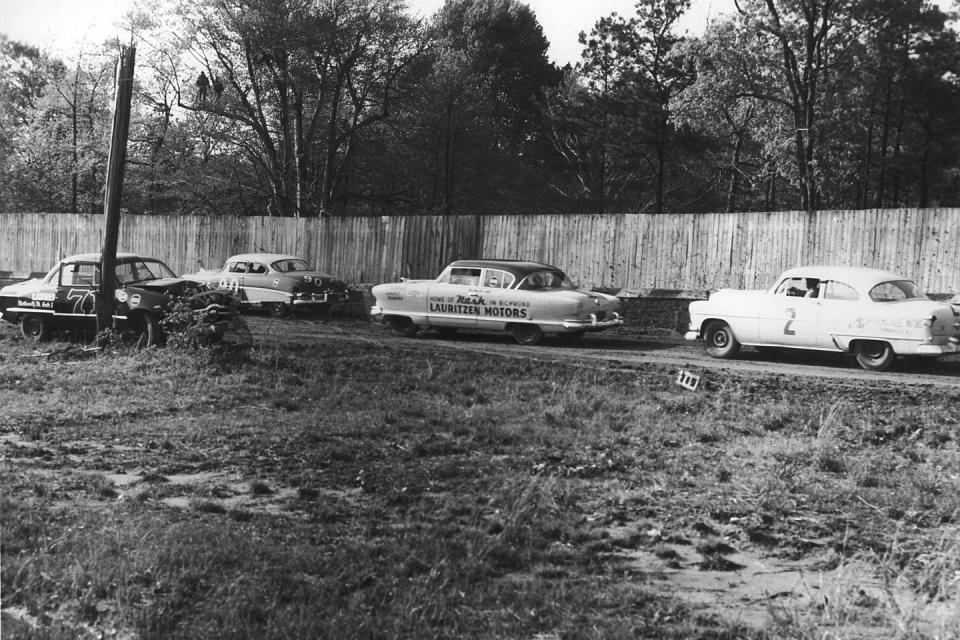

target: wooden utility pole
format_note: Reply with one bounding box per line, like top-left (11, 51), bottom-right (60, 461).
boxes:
top-left (97, 45), bottom-right (136, 337)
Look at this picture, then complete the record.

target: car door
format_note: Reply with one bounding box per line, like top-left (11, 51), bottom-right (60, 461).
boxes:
top-left (812, 280), bottom-right (861, 349)
top-left (756, 276), bottom-right (821, 347)
top-left (219, 261), bottom-right (248, 300)
top-left (55, 261), bottom-right (99, 330)
top-left (426, 266), bottom-right (482, 329)
top-left (241, 261), bottom-right (275, 303)
top-left (473, 268), bottom-right (517, 329)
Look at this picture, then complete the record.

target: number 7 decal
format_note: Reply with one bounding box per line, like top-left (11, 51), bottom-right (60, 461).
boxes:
top-left (784, 307), bottom-right (796, 335)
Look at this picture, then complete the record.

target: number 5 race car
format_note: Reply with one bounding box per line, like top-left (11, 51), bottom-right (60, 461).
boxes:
top-left (685, 266), bottom-right (960, 371)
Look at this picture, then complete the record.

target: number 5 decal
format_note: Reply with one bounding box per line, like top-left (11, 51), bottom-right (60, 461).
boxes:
top-left (784, 307), bottom-right (796, 335)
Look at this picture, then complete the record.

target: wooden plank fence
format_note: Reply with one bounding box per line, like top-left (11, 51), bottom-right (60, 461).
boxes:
top-left (1, 209), bottom-right (958, 295)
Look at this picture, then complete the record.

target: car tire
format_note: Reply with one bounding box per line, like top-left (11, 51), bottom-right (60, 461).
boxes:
top-left (854, 340), bottom-right (895, 371)
top-left (132, 313), bottom-right (160, 348)
top-left (703, 321), bottom-right (740, 358)
top-left (20, 315), bottom-right (51, 342)
top-left (511, 323), bottom-right (544, 346)
top-left (267, 302), bottom-right (291, 318)
top-left (388, 316), bottom-right (419, 337)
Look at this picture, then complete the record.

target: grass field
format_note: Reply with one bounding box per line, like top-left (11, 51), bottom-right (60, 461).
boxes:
top-left (1, 317), bottom-right (959, 639)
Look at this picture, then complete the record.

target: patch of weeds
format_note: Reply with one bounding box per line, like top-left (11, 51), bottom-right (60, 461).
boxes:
top-left (270, 395), bottom-right (301, 411)
top-left (249, 480), bottom-right (273, 496)
top-left (698, 554), bottom-right (745, 571)
top-left (752, 403), bottom-right (802, 432)
top-left (194, 500), bottom-right (228, 514)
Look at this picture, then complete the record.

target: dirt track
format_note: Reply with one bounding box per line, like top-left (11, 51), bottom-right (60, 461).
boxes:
top-left (247, 315), bottom-right (960, 389)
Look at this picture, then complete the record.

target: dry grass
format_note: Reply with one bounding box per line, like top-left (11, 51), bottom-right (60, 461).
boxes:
top-left (1, 320), bottom-right (958, 639)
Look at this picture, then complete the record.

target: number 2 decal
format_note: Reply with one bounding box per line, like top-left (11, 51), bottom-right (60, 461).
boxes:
top-left (783, 307), bottom-right (796, 335)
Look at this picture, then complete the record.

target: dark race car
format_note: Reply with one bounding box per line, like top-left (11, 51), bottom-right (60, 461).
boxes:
top-left (2, 252), bottom-right (241, 346)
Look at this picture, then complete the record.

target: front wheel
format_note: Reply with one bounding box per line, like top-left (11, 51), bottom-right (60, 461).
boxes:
top-left (20, 315), bottom-right (51, 342)
top-left (267, 302), bottom-right (291, 318)
top-left (854, 340), bottom-right (895, 371)
top-left (511, 324), bottom-right (543, 346)
top-left (131, 313), bottom-right (160, 348)
top-left (387, 316), bottom-right (419, 338)
top-left (703, 321), bottom-right (740, 358)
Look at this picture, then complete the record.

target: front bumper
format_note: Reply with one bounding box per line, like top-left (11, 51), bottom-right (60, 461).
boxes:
top-left (291, 292), bottom-right (349, 307)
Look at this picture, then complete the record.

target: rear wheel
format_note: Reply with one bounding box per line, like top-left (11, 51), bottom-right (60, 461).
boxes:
top-left (511, 324), bottom-right (544, 346)
top-left (703, 321), bottom-right (740, 358)
top-left (20, 315), bottom-right (51, 342)
top-left (854, 340), bottom-right (895, 371)
top-left (388, 316), bottom-right (419, 337)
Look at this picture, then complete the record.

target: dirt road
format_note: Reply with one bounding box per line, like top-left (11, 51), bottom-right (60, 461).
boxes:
top-left (247, 316), bottom-right (960, 389)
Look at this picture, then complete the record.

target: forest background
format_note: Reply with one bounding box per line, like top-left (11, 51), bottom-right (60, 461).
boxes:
top-left (0, 0), bottom-right (959, 219)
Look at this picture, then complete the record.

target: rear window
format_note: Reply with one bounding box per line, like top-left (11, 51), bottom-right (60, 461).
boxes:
top-left (868, 280), bottom-right (926, 302)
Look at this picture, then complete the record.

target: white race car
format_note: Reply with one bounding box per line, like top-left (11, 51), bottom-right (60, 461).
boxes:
top-left (685, 266), bottom-right (960, 371)
top-left (181, 253), bottom-right (350, 317)
top-left (370, 259), bottom-right (622, 345)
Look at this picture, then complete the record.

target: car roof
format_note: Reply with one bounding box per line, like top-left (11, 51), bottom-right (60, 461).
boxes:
top-left (778, 266), bottom-right (910, 291)
top-left (226, 253), bottom-right (303, 264)
top-left (61, 252), bottom-right (159, 263)
top-left (446, 259), bottom-right (562, 278)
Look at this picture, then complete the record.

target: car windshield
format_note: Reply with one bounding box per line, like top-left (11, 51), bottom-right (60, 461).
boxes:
top-left (271, 259), bottom-right (311, 273)
top-left (116, 259), bottom-right (177, 284)
top-left (868, 280), bottom-right (927, 302)
top-left (518, 270), bottom-right (576, 290)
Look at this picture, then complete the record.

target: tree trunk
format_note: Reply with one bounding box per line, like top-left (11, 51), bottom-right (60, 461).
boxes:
top-left (726, 135), bottom-right (743, 213)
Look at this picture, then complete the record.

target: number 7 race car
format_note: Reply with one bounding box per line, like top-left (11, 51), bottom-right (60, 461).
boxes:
top-left (685, 266), bottom-right (960, 371)
top-left (1, 253), bottom-right (239, 346)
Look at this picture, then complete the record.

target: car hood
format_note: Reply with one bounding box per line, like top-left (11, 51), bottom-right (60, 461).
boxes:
top-left (0, 277), bottom-right (44, 297)
top-left (125, 278), bottom-right (200, 295)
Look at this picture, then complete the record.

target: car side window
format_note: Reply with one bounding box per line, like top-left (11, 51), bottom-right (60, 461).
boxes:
top-left (61, 264), bottom-right (99, 286)
top-left (448, 268), bottom-right (481, 286)
top-left (775, 277), bottom-right (814, 297)
top-left (115, 263), bottom-right (134, 284)
top-left (228, 262), bottom-right (246, 273)
top-left (483, 269), bottom-right (514, 288)
top-left (250, 263), bottom-right (267, 274)
top-left (823, 281), bottom-right (859, 301)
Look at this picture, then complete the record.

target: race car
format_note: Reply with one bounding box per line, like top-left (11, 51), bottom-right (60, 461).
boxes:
top-left (370, 259), bottom-right (622, 345)
top-left (686, 265), bottom-right (960, 371)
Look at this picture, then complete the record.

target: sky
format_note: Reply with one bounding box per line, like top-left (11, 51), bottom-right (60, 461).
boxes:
top-left (0, 0), bottom-right (736, 65)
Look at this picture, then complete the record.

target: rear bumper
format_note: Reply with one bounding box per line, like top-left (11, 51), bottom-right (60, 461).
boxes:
top-left (561, 313), bottom-right (623, 330)
top-left (914, 338), bottom-right (960, 355)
